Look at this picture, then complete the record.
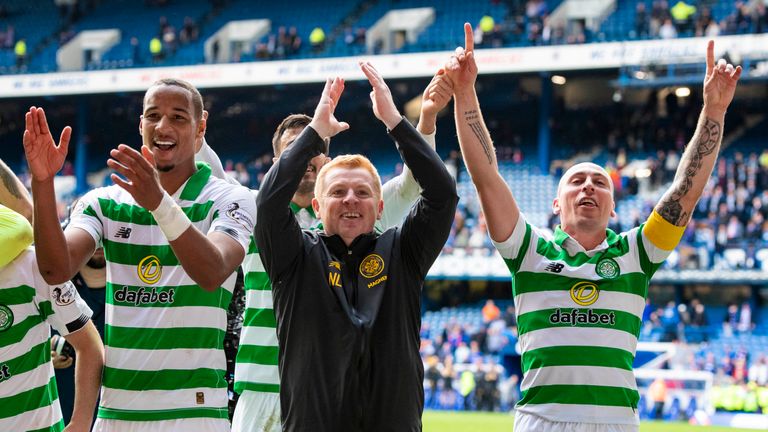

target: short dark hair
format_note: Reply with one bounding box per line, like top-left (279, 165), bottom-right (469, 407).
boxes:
top-left (144, 78), bottom-right (204, 121)
top-left (271, 114), bottom-right (312, 156)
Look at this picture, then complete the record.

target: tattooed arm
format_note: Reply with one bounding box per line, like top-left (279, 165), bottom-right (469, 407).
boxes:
top-left (0, 159), bottom-right (33, 223)
top-left (448, 23), bottom-right (519, 242)
top-left (655, 41), bottom-right (742, 226)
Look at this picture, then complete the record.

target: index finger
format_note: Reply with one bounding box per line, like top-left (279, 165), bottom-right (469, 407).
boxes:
top-left (320, 78), bottom-right (333, 101)
top-left (360, 62), bottom-right (381, 87)
top-left (706, 40), bottom-right (714, 75)
top-left (464, 22), bottom-right (474, 52)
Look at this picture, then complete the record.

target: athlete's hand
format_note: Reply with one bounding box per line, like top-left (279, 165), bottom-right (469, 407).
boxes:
top-left (360, 61), bottom-right (402, 130)
top-left (445, 23), bottom-right (478, 96)
top-left (702, 40), bottom-right (741, 118)
top-left (23, 107), bottom-right (71, 182)
top-left (418, 69), bottom-right (454, 134)
top-left (107, 144), bottom-right (165, 211)
top-left (308, 77), bottom-right (350, 140)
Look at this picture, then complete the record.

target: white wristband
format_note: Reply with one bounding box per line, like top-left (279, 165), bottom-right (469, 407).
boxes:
top-left (150, 192), bottom-right (192, 241)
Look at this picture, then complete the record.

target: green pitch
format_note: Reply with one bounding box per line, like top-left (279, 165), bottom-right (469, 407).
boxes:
top-left (422, 411), bottom-right (746, 432)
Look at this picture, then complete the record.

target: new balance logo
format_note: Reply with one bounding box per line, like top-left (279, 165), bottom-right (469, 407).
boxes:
top-left (544, 262), bottom-right (565, 273)
top-left (115, 227), bottom-right (132, 239)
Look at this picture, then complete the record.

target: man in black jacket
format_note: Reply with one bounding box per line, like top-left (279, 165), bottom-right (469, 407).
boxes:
top-left (255, 62), bottom-right (458, 431)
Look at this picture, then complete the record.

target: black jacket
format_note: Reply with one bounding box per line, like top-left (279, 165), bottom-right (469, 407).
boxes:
top-left (255, 119), bottom-right (457, 432)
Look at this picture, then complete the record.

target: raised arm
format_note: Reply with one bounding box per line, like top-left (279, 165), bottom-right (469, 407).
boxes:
top-left (379, 69), bottom-right (453, 229)
top-left (23, 107), bottom-right (95, 284)
top-left (0, 158), bottom-right (33, 223)
top-left (448, 23), bottom-right (519, 242)
top-left (655, 41), bottom-right (741, 226)
top-left (256, 78), bottom-right (349, 278)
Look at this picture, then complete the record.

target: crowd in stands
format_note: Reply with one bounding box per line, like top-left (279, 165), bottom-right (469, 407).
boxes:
top-left (633, 1), bottom-right (767, 40)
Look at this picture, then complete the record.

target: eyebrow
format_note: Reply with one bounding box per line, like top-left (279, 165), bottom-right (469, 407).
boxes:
top-left (144, 105), bottom-right (191, 114)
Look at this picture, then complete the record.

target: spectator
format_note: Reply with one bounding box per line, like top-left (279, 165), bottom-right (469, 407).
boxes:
top-left (309, 26), bottom-right (325, 52)
top-left (179, 16), bottom-right (199, 44)
top-left (149, 36), bottom-right (163, 62)
top-left (481, 299), bottom-right (500, 323)
top-left (737, 302), bottom-right (753, 333)
top-left (659, 18), bottom-right (678, 39)
top-left (14, 38), bottom-right (26, 68)
top-left (649, 377), bottom-right (668, 419)
top-left (634, 2), bottom-right (649, 38)
top-left (670, 0), bottom-right (696, 33)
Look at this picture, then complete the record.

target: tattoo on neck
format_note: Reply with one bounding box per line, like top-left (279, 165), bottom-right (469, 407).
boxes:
top-left (464, 110), bottom-right (494, 165)
top-left (0, 164), bottom-right (23, 200)
top-left (657, 117), bottom-right (721, 225)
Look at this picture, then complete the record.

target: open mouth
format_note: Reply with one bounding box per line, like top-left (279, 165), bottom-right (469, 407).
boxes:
top-left (342, 212), bottom-right (361, 219)
top-left (154, 140), bottom-right (176, 152)
top-left (578, 198), bottom-right (597, 208)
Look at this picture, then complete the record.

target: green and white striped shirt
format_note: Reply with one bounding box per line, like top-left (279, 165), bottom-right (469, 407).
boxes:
top-left (69, 163), bottom-right (255, 423)
top-left (0, 248), bottom-right (92, 432)
top-left (495, 214), bottom-right (674, 425)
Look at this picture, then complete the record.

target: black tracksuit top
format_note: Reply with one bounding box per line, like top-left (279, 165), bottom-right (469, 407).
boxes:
top-left (255, 119), bottom-right (458, 432)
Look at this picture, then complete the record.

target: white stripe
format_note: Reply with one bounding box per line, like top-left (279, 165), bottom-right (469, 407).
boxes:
top-left (243, 252), bottom-right (265, 273)
top-left (492, 214), bottom-right (532, 260)
top-left (520, 327), bottom-right (638, 355)
top-left (244, 289), bottom-right (273, 310)
top-left (106, 220), bottom-right (212, 247)
top-left (1, 322), bottom-right (49, 368)
top-left (2, 361), bottom-right (55, 398)
top-left (238, 326), bottom-right (278, 347)
top-left (515, 290), bottom-right (645, 317)
top-left (234, 363), bottom-right (280, 385)
top-left (105, 347), bottom-right (225, 372)
top-left (101, 387), bottom-right (228, 411)
top-left (520, 365), bottom-right (637, 392)
top-left (0, 399), bottom-right (62, 431)
top-left (517, 403), bottom-right (639, 425)
top-left (105, 304), bottom-right (226, 330)
top-left (108, 263), bottom-right (236, 292)
top-left (639, 227), bottom-right (674, 264)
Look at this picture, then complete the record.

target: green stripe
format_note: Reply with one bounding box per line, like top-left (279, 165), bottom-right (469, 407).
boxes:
top-left (244, 272), bottom-right (270, 291)
top-left (38, 301), bottom-right (54, 321)
top-left (235, 345), bottom-right (279, 365)
top-left (179, 162), bottom-right (213, 201)
top-left (247, 238), bottom-right (258, 254)
top-left (97, 198), bottom-right (214, 225)
top-left (0, 285), bottom-right (35, 305)
top-left (535, 234), bottom-right (632, 267)
top-left (0, 376), bottom-right (59, 420)
top-left (637, 224), bottom-right (662, 278)
top-left (3, 341), bottom-right (51, 378)
top-left (98, 406), bottom-right (228, 421)
top-left (234, 382), bottom-right (280, 394)
top-left (517, 308), bottom-right (641, 336)
top-left (521, 345), bottom-right (634, 373)
top-left (105, 282), bottom-right (232, 309)
top-left (28, 421), bottom-right (64, 432)
top-left (519, 384), bottom-right (638, 408)
top-left (103, 239), bottom-right (179, 266)
top-left (243, 308), bottom-right (276, 328)
top-left (83, 205), bottom-right (98, 218)
top-left (507, 222), bottom-right (532, 274)
top-left (0, 315), bottom-right (44, 348)
top-left (105, 325), bottom-right (225, 350)
top-left (103, 367), bottom-right (227, 391)
top-left (512, 272), bottom-right (648, 296)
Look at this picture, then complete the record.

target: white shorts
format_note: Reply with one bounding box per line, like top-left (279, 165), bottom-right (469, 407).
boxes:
top-left (92, 417), bottom-right (230, 432)
top-left (231, 391), bottom-right (281, 432)
top-left (514, 411), bottom-right (639, 432)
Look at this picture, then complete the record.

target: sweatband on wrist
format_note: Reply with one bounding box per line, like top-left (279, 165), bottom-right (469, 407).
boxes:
top-left (150, 192), bottom-right (191, 241)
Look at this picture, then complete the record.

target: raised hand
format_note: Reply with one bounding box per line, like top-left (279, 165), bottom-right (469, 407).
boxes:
top-left (309, 77), bottom-right (350, 140)
top-left (422, 69), bottom-right (454, 118)
top-left (23, 107), bottom-right (71, 182)
top-left (360, 61), bottom-right (402, 130)
top-left (444, 23), bottom-right (478, 94)
top-left (107, 144), bottom-right (165, 211)
top-left (703, 40), bottom-right (742, 118)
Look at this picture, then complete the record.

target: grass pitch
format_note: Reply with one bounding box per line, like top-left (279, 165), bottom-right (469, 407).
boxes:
top-left (422, 411), bottom-right (746, 432)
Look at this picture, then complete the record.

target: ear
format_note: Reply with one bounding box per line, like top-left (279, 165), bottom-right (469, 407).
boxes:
top-left (311, 197), bottom-right (321, 216)
top-left (138, 116), bottom-right (144, 136)
top-left (196, 117), bottom-right (207, 140)
top-left (610, 201), bottom-right (617, 219)
top-left (552, 197), bottom-right (561, 215)
top-left (376, 198), bottom-right (384, 220)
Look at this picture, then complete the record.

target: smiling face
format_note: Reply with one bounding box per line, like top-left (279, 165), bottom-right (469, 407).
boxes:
top-left (139, 82), bottom-right (204, 173)
top-left (312, 156), bottom-right (383, 246)
top-left (553, 162), bottom-right (616, 235)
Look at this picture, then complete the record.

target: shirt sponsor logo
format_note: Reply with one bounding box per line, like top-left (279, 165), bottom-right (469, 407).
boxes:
top-left (367, 275), bottom-right (387, 289)
top-left (137, 255), bottom-right (162, 285)
top-left (0, 364), bottom-right (10, 382)
top-left (226, 202), bottom-right (254, 231)
top-left (0, 305), bottom-right (13, 332)
top-left (114, 227), bottom-right (132, 239)
top-left (549, 308), bottom-right (616, 326)
top-left (360, 254), bottom-right (384, 278)
top-left (596, 257), bottom-right (620, 279)
top-left (113, 286), bottom-right (175, 305)
top-left (52, 283), bottom-right (76, 306)
top-left (570, 281), bottom-right (599, 306)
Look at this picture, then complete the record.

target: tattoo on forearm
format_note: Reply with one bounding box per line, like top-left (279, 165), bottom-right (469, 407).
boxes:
top-left (0, 163), bottom-right (23, 200)
top-left (464, 110), bottom-right (494, 165)
top-left (657, 117), bottom-right (721, 225)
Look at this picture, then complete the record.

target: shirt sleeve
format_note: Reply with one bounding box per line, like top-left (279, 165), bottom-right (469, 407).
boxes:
top-left (491, 213), bottom-right (530, 260)
top-left (35, 269), bottom-right (93, 336)
top-left (209, 184), bottom-right (257, 254)
top-left (639, 210), bottom-right (684, 274)
top-left (0, 204), bottom-right (33, 268)
top-left (67, 189), bottom-right (104, 246)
